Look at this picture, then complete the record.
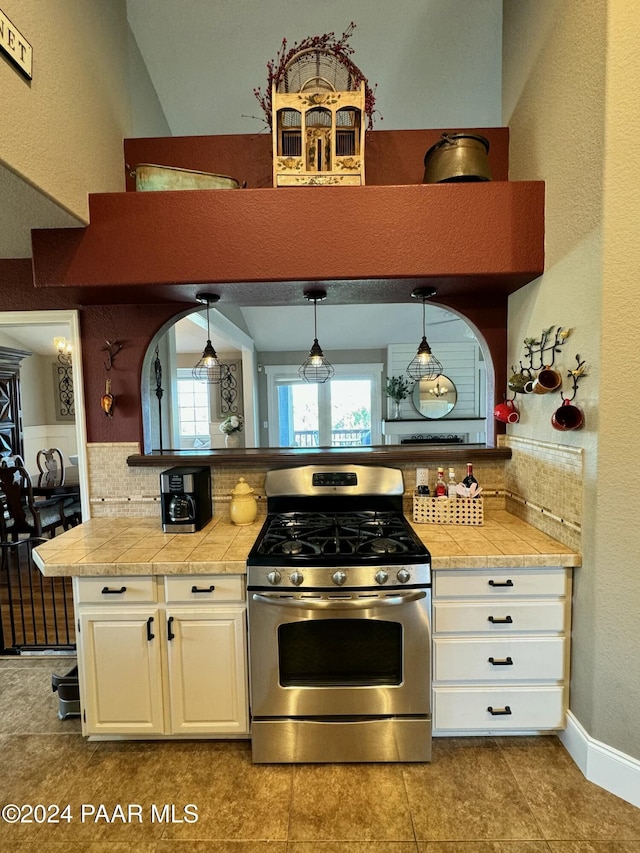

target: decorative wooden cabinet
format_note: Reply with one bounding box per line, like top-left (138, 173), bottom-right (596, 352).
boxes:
top-left (74, 574), bottom-right (248, 738)
top-left (0, 346), bottom-right (30, 461)
top-left (432, 567), bottom-right (572, 734)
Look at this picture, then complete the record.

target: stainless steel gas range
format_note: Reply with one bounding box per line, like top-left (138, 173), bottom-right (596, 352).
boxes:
top-left (246, 464), bottom-right (432, 763)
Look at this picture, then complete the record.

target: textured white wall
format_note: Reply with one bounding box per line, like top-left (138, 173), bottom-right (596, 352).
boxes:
top-left (0, 0), bottom-right (159, 223)
top-left (504, 0), bottom-right (640, 760)
top-left (591, 0), bottom-right (640, 758)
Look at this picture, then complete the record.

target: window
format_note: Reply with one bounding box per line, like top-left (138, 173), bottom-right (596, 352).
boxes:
top-left (176, 371), bottom-right (210, 447)
top-left (266, 364), bottom-right (383, 447)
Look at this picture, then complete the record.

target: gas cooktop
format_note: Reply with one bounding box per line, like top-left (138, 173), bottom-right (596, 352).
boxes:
top-left (249, 509), bottom-right (427, 564)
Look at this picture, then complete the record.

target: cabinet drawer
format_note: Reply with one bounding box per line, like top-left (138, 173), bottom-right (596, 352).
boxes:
top-left (433, 600), bottom-right (566, 634)
top-left (164, 574), bottom-right (244, 603)
top-left (433, 636), bottom-right (566, 681)
top-left (434, 569), bottom-right (568, 599)
top-left (75, 575), bottom-right (157, 604)
top-left (433, 685), bottom-right (565, 731)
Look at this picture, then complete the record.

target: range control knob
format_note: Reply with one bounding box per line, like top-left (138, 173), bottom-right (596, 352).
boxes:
top-left (290, 571), bottom-right (304, 587)
top-left (266, 570), bottom-right (281, 586)
top-left (397, 568), bottom-right (411, 584)
top-left (374, 569), bottom-right (389, 585)
top-left (332, 570), bottom-right (347, 586)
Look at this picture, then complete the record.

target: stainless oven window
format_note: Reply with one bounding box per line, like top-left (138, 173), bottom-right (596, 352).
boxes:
top-left (278, 619), bottom-right (402, 687)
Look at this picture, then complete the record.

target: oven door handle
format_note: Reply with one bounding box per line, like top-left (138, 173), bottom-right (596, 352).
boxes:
top-left (251, 591), bottom-right (427, 609)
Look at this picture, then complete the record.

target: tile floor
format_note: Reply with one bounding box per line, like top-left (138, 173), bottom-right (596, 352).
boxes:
top-left (1, 655), bottom-right (639, 852)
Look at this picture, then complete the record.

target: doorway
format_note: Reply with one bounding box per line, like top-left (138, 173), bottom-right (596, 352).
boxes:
top-left (0, 310), bottom-right (87, 653)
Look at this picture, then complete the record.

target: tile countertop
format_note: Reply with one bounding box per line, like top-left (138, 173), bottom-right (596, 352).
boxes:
top-left (33, 512), bottom-right (581, 578)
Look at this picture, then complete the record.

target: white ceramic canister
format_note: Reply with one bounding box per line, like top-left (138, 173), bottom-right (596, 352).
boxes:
top-left (229, 477), bottom-right (258, 526)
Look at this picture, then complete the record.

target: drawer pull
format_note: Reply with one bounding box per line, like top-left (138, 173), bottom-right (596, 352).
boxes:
top-left (488, 579), bottom-right (514, 588)
top-left (101, 586), bottom-right (127, 595)
top-left (488, 656), bottom-right (513, 666)
top-left (191, 584), bottom-right (216, 594)
top-left (167, 616), bottom-right (175, 641)
top-left (487, 705), bottom-right (512, 716)
top-left (488, 615), bottom-right (513, 624)
top-left (146, 617), bottom-right (155, 642)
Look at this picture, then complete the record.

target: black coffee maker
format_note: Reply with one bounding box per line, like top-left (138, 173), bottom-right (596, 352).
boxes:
top-left (160, 466), bottom-right (212, 533)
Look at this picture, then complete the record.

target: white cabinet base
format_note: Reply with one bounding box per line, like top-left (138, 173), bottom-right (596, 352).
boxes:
top-left (74, 574), bottom-right (249, 739)
top-left (432, 567), bottom-right (572, 737)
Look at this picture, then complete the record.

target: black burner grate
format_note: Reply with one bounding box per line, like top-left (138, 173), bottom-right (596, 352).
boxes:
top-left (253, 510), bottom-right (425, 561)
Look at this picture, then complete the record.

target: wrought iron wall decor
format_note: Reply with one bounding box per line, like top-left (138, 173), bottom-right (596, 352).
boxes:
top-left (562, 354), bottom-right (587, 402)
top-left (53, 358), bottom-right (74, 421)
top-left (217, 360), bottom-right (241, 417)
top-left (153, 345), bottom-right (164, 451)
top-left (102, 340), bottom-right (123, 371)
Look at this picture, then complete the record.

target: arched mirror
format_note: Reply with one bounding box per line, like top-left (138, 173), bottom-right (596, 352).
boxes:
top-left (412, 374), bottom-right (457, 419)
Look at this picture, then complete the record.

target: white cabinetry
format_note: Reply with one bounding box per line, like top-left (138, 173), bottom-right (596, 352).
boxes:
top-left (74, 574), bottom-right (248, 738)
top-left (432, 567), bottom-right (572, 734)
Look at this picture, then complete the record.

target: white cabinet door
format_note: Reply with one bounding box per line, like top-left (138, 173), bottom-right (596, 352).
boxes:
top-left (79, 609), bottom-right (164, 735)
top-left (166, 607), bottom-right (248, 735)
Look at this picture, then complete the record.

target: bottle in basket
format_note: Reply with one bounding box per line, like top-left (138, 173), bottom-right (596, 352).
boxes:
top-left (462, 462), bottom-right (481, 498)
top-left (462, 462), bottom-right (478, 488)
top-left (447, 468), bottom-right (457, 498)
top-left (435, 467), bottom-right (447, 497)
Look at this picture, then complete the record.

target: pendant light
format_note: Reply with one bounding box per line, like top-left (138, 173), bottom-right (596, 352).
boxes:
top-left (192, 293), bottom-right (230, 384)
top-left (406, 287), bottom-right (443, 381)
top-left (298, 289), bottom-right (335, 383)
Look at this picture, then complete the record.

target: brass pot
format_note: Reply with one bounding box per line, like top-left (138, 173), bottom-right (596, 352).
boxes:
top-left (423, 133), bottom-right (492, 183)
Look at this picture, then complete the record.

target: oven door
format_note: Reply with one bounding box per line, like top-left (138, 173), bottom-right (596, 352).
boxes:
top-left (248, 587), bottom-right (431, 718)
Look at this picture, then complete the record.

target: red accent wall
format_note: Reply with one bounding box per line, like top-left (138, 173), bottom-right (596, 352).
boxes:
top-left (3, 129), bottom-right (540, 446)
top-left (122, 127), bottom-right (510, 190)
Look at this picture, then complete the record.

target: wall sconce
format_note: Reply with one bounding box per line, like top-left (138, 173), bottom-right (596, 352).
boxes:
top-left (299, 289), bottom-right (335, 383)
top-left (53, 336), bottom-right (72, 365)
top-left (406, 287), bottom-right (443, 381)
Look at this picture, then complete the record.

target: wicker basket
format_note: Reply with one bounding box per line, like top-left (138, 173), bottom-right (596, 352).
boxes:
top-left (413, 494), bottom-right (484, 526)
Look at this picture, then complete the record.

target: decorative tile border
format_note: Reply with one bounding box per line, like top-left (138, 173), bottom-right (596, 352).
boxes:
top-left (499, 435), bottom-right (583, 551)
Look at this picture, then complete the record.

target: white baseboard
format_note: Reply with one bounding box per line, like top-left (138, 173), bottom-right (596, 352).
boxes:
top-left (560, 710), bottom-right (640, 807)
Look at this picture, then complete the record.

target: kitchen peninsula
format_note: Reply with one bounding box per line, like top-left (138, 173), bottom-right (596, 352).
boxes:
top-left (34, 508), bottom-right (579, 741)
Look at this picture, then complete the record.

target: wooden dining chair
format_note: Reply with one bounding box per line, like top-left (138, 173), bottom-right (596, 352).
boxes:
top-left (0, 463), bottom-right (69, 540)
top-left (36, 448), bottom-right (65, 488)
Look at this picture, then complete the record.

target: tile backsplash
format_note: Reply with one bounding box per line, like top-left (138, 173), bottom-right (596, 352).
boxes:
top-left (87, 443), bottom-right (268, 522)
top-left (87, 440), bottom-right (582, 552)
top-left (500, 434), bottom-right (582, 552)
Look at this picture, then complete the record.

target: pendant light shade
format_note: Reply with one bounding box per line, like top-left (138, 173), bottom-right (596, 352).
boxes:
top-left (299, 290), bottom-right (335, 384)
top-left (192, 293), bottom-right (230, 384)
top-left (406, 287), bottom-right (443, 381)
